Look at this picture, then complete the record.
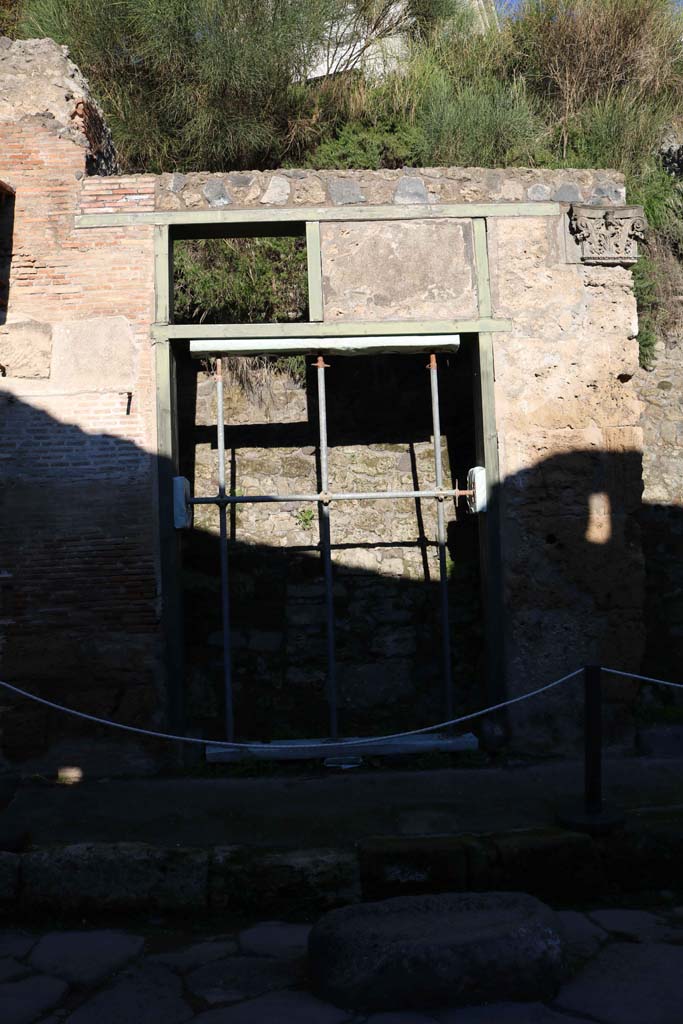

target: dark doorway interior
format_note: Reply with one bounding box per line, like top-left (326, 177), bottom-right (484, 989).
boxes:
top-left (176, 342), bottom-right (482, 743)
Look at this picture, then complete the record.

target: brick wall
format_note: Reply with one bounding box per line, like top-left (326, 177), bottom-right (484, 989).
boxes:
top-left (0, 115), bottom-right (160, 772)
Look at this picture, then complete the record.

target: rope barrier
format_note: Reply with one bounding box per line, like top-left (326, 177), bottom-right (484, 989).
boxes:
top-left (0, 669), bottom-right (583, 751)
top-left (0, 665), bottom-right (679, 752)
top-left (602, 668), bottom-right (683, 691)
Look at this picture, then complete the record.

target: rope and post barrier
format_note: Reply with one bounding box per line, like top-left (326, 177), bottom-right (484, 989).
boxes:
top-left (1, 666), bottom-right (683, 834)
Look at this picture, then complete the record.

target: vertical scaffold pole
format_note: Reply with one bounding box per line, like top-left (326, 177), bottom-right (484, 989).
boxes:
top-left (316, 354), bottom-right (338, 740)
top-left (428, 353), bottom-right (454, 720)
top-left (216, 359), bottom-right (234, 742)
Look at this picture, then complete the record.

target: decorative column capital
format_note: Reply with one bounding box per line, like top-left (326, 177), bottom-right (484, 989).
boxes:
top-left (567, 205), bottom-right (647, 266)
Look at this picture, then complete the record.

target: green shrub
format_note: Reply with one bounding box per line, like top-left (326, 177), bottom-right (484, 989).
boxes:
top-left (0, 0), bottom-right (23, 35)
top-left (174, 235), bottom-right (309, 326)
top-left (306, 120), bottom-right (427, 169)
top-left (632, 256), bottom-right (660, 368)
top-left (20, 0), bottom-right (338, 171)
top-left (17, 0), bottom-right (683, 366)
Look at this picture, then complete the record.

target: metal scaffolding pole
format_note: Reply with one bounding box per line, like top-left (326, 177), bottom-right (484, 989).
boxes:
top-left (315, 355), bottom-right (338, 740)
top-left (428, 353), bottom-right (454, 719)
top-left (216, 359), bottom-right (234, 742)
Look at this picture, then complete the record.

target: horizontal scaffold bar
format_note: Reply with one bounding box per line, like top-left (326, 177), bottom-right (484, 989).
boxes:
top-left (75, 201), bottom-right (561, 230)
top-left (190, 487), bottom-right (469, 505)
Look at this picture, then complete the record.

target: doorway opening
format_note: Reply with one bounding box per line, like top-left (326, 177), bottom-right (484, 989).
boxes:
top-left (175, 339), bottom-right (483, 754)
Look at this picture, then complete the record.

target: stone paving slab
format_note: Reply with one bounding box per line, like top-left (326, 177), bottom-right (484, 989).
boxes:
top-left (586, 908), bottom-right (666, 943)
top-left (434, 1004), bottom-right (593, 1023)
top-left (186, 955), bottom-right (304, 1005)
top-left (0, 906), bottom-right (681, 1024)
top-left (363, 1013), bottom-right (439, 1023)
top-left (30, 929), bottom-right (144, 986)
top-left (0, 930), bottom-right (36, 958)
top-left (555, 942), bottom-right (683, 1024)
top-left (1, 974), bottom-right (69, 1024)
top-left (150, 939), bottom-right (238, 972)
top-left (66, 964), bottom-right (193, 1024)
top-left (238, 921), bottom-right (311, 959)
top-left (0, 956), bottom-right (29, 982)
top-left (192, 990), bottom-right (351, 1023)
top-left (557, 910), bottom-right (607, 963)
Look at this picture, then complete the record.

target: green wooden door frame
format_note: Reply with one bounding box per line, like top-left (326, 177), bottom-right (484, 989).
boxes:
top-left (151, 209), bottom-right (507, 734)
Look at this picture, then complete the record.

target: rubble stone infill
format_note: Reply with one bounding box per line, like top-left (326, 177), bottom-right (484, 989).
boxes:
top-left (2, 907), bottom-right (683, 1024)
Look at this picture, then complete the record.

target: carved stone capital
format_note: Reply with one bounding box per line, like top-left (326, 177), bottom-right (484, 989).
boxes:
top-left (567, 205), bottom-right (647, 265)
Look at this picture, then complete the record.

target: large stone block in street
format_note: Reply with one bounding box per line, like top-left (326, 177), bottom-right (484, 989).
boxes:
top-left (308, 892), bottom-right (565, 1011)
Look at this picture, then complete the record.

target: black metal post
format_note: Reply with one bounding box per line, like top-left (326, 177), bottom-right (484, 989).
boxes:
top-left (584, 664), bottom-right (602, 817)
top-left (558, 664), bottom-right (623, 835)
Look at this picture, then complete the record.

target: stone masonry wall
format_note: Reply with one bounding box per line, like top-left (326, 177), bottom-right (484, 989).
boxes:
top-left (0, 36), bottom-right (649, 763)
top-left (637, 336), bottom-right (683, 693)
top-left (489, 218), bottom-right (644, 746)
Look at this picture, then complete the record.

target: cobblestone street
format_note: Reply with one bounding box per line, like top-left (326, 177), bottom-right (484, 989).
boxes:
top-left (3, 903), bottom-right (683, 1024)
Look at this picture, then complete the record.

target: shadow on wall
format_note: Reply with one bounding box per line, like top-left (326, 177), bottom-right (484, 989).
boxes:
top-left (0, 183), bottom-right (14, 328)
top-left (0, 391), bottom-right (680, 768)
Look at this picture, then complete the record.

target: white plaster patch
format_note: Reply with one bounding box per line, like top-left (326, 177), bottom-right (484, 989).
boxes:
top-left (50, 316), bottom-right (135, 391)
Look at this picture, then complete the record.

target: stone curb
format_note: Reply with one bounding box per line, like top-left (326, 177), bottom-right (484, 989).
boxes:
top-left (2, 817), bottom-right (683, 915)
top-left (5, 843), bottom-right (359, 916)
top-left (360, 820), bottom-right (683, 902)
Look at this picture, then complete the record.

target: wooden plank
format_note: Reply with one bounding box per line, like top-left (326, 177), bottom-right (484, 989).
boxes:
top-left (154, 224), bottom-right (172, 324)
top-left (75, 202), bottom-right (561, 230)
top-left (306, 221), bottom-right (324, 322)
top-left (473, 218), bottom-right (492, 319)
top-left (473, 332), bottom-right (506, 711)
top-left (189, 335), bottom-right (461, 357)
top-left (154, 318), bottom-right (511, 341)
top-left (155, 340), bottom-right (184, 731)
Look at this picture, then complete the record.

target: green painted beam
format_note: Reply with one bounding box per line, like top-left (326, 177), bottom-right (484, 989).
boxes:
top-left (473, 332), bottom-right (506, 711)
top-left (154, 225), bottom-right (172, 324)
top-left (153, 318), bottom-right (511, 341)
top-left (75, 202), bottom-right (561, 230)
top-left (154, 340), bottom-right (185, 732)
top-left (306, 221), bottom-right (324, 322)
top-left (473, 218), bottom-right (492, 320)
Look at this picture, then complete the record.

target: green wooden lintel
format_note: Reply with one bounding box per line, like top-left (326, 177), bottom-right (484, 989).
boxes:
top-left (152, 318), bottom-right (511, 341)
top-left (75, 202), bottom-right (561, 230)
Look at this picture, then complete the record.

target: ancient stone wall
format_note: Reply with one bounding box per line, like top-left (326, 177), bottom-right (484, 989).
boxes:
top-left (0, 37), bottom-right (650, 764)
top-left (636, 338), bottom-right (683, 691)
top-left (0, 40), bottom-right (159, 771)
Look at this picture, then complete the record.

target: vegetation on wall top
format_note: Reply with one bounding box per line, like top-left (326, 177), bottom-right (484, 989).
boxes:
top-left (4, 0), bottom-right (683, 365)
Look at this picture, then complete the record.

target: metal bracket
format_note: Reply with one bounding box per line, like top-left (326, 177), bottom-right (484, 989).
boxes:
top-left (173, 476), bottom-right (193, 529)
top-left (467, 466), bottom-right (487, 514)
